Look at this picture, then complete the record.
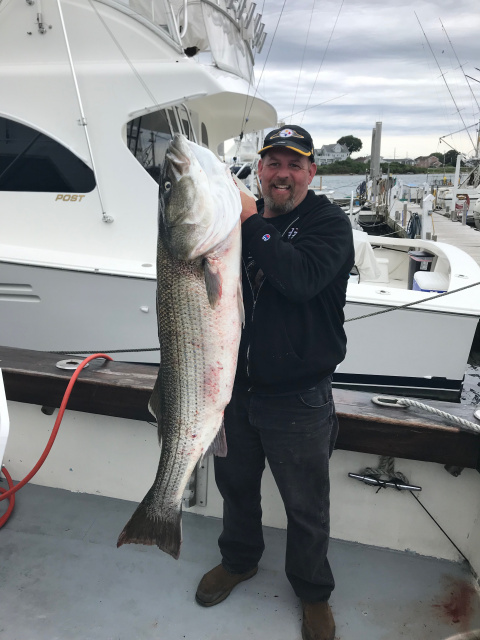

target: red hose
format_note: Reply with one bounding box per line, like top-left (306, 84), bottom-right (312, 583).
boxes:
top-left (0, 353), bottom-right (112, 528)
top-left (0, 466), bottom-right (15, 528)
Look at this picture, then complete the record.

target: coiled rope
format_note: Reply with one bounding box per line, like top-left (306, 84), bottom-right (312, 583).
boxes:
top-left (361, 455), bottom-right (409, 486)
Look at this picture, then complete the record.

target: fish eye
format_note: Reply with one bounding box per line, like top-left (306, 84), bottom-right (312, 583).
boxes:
top-left (164, 181), bottom-right (172, 192)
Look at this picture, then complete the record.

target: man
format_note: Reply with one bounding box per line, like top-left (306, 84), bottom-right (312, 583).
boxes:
top-left (195, 125), bottom-right (354, 640)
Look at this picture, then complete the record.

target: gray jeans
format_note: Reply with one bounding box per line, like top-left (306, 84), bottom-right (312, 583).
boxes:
top-left (214, 376), bottom-right (338, 602)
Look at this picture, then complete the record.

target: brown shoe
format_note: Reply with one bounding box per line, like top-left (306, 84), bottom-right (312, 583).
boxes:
top-left (301, 601), bottom-right (335, 640)
top-left (195, 564), bottom-right (258, 607)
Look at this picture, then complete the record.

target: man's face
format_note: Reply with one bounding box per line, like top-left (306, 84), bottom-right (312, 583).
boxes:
top-left (258, 148), bottom-right (316, 216)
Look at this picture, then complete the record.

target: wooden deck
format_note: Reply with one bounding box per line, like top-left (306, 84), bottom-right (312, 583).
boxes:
top-left (1, 345), bottom-right (479, 471)
top-left (388, 200), bottom-right (480, 265)
top-left (431, 212), bottom-right (480, 265)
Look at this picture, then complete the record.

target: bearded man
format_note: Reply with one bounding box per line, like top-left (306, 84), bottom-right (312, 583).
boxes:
top-left (195, 125), bottom-right (354, 640)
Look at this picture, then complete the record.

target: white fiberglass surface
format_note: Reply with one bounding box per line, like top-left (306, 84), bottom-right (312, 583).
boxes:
top-left (0, 370), bottom-right (10, 469)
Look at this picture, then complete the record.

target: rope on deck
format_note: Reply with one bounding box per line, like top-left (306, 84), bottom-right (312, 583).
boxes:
top-left (395, 397), bottom-right (480, 434)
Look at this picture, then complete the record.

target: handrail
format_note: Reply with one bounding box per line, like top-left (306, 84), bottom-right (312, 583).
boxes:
top-left (180, 0), bottom-right (188, 38)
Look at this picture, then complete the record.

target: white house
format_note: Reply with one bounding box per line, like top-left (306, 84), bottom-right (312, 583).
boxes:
top-left (314, 143), bottom-right (349, 165)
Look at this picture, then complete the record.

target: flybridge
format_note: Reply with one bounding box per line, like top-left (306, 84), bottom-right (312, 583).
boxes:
top-left (104, 0), bottom-right (267, 82)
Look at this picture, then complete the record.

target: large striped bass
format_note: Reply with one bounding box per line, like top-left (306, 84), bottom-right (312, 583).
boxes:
top-left (117, 133), bottom-right (243, 559)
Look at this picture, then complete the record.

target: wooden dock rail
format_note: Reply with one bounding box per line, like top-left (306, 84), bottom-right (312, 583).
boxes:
top-left (1, 345), bottom-right (479, 471)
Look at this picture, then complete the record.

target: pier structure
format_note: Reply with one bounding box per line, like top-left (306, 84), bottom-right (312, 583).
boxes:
top-left (384, 194), bottom-right (480, 267)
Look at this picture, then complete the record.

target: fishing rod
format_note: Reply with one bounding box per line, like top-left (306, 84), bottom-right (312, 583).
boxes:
top-left (415, 12), bottom-right (476, 152)
top-left (291, 0), bottom-right (316, 118)
top-left (280, 93), bottom-right (349, 122)
top-left (237, 0), bottom-right (288, 146)
top-left (439, 17), bottom-right (480, 158)
top-left (299, 0), bottom-right (345, 125)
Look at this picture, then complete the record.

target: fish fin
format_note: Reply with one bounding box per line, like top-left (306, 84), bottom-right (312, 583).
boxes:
top-left (148, 373), bottom-right (163, 445)
top-left (117, 499), bottom-right (182, 560)
top-left (204, 258), bottom-right (223, 309)
top-left (237, 281), bottom-right (245, 326)
top-left (204, 420), bottom-right (228, 458)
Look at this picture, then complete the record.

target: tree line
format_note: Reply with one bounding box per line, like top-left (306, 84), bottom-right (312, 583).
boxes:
top-left (334, 136), bottom-right (459, 166)
top-left (314, 136), bottom-right (460, 174)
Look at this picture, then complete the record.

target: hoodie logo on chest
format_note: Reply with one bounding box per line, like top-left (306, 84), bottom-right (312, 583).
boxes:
top-left (287, 228), bottom-right (299, 240)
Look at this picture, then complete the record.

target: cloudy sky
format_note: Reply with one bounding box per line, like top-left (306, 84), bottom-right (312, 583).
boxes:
top-left (251, 0), bottom-right (480, 160)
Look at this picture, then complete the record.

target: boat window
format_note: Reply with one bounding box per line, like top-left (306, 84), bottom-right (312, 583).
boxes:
top-left (0, 117), bottom-right (96, 192)
top-left (166, 108), bottom-right (180, 134)
top-left (201, 123), bottom-right (209, 148)
top-left (126, 109), bottom-right (173, 183)
top-left (177, 105), bottom-right (195, 141)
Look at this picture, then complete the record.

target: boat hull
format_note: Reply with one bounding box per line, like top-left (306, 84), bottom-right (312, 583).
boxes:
top-left (1, 259), bottom-right (477, 400)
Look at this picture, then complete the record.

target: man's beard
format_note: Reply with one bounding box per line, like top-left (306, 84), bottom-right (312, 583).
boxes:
top-left (264, 188), bottom-right (295, 215)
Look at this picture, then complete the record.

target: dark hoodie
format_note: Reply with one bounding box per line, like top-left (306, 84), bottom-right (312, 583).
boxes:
top-left (235, 190), bottom-right (354, 393)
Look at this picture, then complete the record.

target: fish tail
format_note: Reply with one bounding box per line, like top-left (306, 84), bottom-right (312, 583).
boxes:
top-left (117, 502), bottom-right (182, 560)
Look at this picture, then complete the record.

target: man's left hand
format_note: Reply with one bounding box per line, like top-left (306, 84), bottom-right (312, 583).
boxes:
top-left (239, 190), bottom-right (258, 224)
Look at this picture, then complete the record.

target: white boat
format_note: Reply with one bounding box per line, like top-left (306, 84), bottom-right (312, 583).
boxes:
top-left (474, 196), bottom-right (480, 229)
top-left (338, 230), bottom-right (480, 401)
top-left (436, 186), bottom-right (480, 221)
top-left (1, 2), bottom-right (479, 402)
top-left (0, 0), bottom-right (274, 362)
top-left (435, 156), bottom-right (480, 222)
top-left (2, 6), bottom-right (480, 638)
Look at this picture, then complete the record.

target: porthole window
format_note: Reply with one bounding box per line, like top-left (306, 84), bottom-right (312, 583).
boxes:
top-left (0, 117), bottom-right (96, 192)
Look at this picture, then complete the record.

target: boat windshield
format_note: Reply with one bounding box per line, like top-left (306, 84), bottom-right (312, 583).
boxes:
top-left (104, 0), bottom-right (264, 83)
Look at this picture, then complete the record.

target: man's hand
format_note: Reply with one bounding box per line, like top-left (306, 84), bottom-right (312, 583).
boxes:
top-left (239, 190), bottom-right (258, 224)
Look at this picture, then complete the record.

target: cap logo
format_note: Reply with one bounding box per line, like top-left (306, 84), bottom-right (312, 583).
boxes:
top-left (272, 129), bottom-right (304, 139)
top-left (262, 234), bottom-right (271, 242)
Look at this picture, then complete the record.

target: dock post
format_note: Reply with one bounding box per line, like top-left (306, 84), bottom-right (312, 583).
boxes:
top-left (422, 194), bottom-right (435, 240)
top-left (462, 201), bottom-right (467, 226)
top-left (402, 203), bottom-right (407, 227)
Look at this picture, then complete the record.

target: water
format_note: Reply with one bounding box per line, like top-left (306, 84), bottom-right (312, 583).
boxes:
top-left (311, 173), bottom-right (438, 199)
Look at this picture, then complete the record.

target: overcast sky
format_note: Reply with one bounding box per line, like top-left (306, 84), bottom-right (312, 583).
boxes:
top-left (251, 0), bottom-right (480, 160)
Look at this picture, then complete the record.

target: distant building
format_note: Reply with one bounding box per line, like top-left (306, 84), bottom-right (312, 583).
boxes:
top-left (380, 157), bottom-right (416, 166)
top-left (314, 143), bottom-right (349, 165)
top-left (415, 155), bottom-right (442, 169)
top-left (356, 154), bottom-right (385, 165)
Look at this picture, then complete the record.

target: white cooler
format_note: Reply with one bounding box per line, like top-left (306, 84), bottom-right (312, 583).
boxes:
top-left (412, 271), bottom-right (448, 293)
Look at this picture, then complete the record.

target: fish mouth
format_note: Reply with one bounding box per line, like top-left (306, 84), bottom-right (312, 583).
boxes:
top-left (166, 134), bottom-right (192, 181)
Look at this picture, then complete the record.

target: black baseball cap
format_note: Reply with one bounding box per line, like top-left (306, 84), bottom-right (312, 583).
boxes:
top-left (258, 125), bottom-right (315, 159)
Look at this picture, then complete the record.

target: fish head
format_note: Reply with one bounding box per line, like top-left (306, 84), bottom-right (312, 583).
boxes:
top-left (160, 134), bottom-right (241, 261)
